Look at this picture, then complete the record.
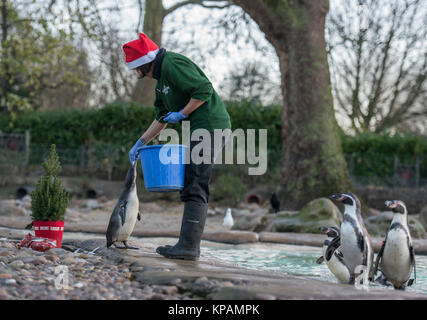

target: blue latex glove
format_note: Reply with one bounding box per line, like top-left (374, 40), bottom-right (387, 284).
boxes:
top-left (163, 110), bottom-right (188, 123)
top-left (129, 139), bottom-right (144, 164)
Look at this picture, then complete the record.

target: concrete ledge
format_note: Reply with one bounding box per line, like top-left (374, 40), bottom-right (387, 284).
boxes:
top-left (203, 231), bottom-right (259, 244)
top-left (65, 238), bottom-right (427, 300)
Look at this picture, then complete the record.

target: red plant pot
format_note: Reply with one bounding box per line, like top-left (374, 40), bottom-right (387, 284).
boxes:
top-left (33, 220), bottom-right (65, 248)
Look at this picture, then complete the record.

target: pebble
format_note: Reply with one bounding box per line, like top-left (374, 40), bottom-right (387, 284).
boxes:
top-left (0, 288), bottom-right (10, 300)
top-left (162, 286), bottom-right (178, 295)
top-left (62, 257), bottom-right (76, 264)
top-left (255, 293), bottom-right (277, 300)
top-left (168, 278), bottom-right (182, 285)
top-left (9, 260), bottom-right (24, 269)
top-left (45, 255), bottom-right (60, 263)
top-left (221, 281), bottom-right (234, 287)
top-left (48, 248), bottom-right (67, 255)
top-left (23, 256), bottom-right (48, 265)
top-left (0, 240), bottom-right (193, 300)
top-left (151, 293), bottom-right (166, 300)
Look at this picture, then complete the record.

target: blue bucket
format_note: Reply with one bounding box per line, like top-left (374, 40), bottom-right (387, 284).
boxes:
top-left (139, 144), bottom-right (188, 192)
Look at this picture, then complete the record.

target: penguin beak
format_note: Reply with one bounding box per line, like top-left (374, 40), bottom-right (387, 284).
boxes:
top-left (319, 226), bottom-right (329, 233)
top-left (385, 200), bottom-right (397, 209)
top-left (329, 194), bottom-right (344, 201)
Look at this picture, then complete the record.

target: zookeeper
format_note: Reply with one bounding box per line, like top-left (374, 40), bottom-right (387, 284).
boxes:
top-left (123, 33), bottom-right (231, 260)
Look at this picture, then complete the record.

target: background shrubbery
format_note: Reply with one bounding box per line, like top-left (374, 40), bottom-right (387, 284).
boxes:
top-left (1, 101), bottom-right (426, 184)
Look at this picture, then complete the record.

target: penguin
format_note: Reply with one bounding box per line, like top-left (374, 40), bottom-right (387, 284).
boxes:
top-left (106, 162), bottom-right (141, 249)
top-left (270, 192), bottom-right (280, 213)
top-left (222, 208), bottom-right (234, 229)
top-left (316, 226), bottom-right (351, 284)
top-left (374, 200), bottom-right (416, 290)
top-left (330, 193), bottom-right (373, 284)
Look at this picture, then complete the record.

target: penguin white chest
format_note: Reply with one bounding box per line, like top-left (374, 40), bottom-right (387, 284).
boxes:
top-left (322, 245), bottom-right (350, 283)
top-left (340, 221), bottom-right (364, 272)
top-left (117, 190), bottom-right (139, 241)
top-left (381, 228), bottom-right (412, 284)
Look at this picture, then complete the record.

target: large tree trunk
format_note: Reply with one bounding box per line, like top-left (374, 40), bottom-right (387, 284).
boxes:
top-left (235, 0), bottom-right (352, 209)
top-left (131, 0), bottom-right (165, 105)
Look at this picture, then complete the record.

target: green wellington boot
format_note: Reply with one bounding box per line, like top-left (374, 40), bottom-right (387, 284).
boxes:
top-left (156, 201), bottom-right (207, 260)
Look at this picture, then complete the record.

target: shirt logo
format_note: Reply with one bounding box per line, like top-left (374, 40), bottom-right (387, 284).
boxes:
top-left (162, 85), bottom-right (170, 95)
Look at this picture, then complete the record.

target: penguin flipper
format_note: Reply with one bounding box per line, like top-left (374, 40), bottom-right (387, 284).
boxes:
top-left (137, 212), bottom-right (141, 221)
top-left (316, 256), bottom-right (325, 264)
top-left (409, 244), bottom-right (416, 284)
top-left (325, 236), bottom-right (340, 261)
top-left (371, 240), bottom-right (386, 280)
top-left (357, 232), bottom-right (365, 252)
top-left (119, 200), bottom-right (127, 226)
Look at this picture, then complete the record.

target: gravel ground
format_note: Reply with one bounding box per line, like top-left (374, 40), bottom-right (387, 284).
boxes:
top-left (0, 239), bottom-right (189, 300)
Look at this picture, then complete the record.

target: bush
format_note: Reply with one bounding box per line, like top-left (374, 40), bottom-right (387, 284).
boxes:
top-left (341, 133), bottom-right (427, 178)
top-left (1, 101), bottom-right (426, 178)
top-left (30, 145), bottom-right (69, 221)
top-left (211, 174), bottom-right (248, 206)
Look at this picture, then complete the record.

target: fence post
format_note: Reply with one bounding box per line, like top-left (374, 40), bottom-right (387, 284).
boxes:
top-left (24, 130), bottom-right (30, 168)
top-left (79, 146), bottom-right (85, 174)
top-left (415, 156), bottom-right (420, 189)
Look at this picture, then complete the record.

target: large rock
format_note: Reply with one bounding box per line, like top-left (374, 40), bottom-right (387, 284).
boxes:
top-left (0, 200), bottom-right (28, 217)
top-left (365, 211), bottom-right (426, 239)
top-left (232, 212), bottom-right (274, 231)
top-left (274, 198), bottom-right (343, 234)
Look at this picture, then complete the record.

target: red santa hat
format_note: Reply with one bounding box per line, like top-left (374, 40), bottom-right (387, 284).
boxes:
top-left (122, 33), bottom-right (159, 69)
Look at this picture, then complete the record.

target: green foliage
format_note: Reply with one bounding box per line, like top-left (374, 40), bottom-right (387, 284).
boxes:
top-left (0, 101), bottom-right (426, 179)
top-left (0, 2), bottom-right (92, 116)
top-left (30, 145), bottom-right (69, 221)
top-left (341, 132), bottom-right (427, 178)
top-left (212, 174), bottom-right (248, 206)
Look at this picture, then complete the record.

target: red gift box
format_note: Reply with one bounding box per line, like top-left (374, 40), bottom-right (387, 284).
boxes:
top-left (17, 233), bottom-right (57, 252)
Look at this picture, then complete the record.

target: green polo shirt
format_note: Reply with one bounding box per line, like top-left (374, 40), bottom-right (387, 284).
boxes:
top-left (153, 52), bottom-right (231, 133)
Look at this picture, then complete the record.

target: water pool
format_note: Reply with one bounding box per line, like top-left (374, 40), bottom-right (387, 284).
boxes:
top-left (201, 241), bottom-right (427, 295)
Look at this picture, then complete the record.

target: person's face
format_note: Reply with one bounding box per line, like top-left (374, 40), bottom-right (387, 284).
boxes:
top-left (136, 63), bottom-right (153, 79)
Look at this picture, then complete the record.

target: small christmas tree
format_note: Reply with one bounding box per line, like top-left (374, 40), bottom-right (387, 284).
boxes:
top-left (31, 144), bottom-right (69, 221)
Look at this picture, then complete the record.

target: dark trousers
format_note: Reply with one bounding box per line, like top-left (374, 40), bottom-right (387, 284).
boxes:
top-left (180, 131), bottom-right (226, 204)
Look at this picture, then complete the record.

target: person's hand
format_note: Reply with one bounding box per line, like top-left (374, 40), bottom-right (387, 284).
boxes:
top-left (163, 110), bottom-right (188, 123)
top-left (129, 139), bottom-right (144, 164)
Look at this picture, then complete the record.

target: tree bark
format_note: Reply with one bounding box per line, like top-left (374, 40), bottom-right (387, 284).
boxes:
top-left (234, 0), bottom-right (352, 209)
top-left (1, 0), bottom-right (9, 100)
top-left (131, 0), bottom-right (165, 105)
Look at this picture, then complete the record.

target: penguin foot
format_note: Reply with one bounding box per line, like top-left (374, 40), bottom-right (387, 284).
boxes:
top-left (113, 244), bottom-right (128, 249)
top-left (123, 241), bottom-right (139, 250)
